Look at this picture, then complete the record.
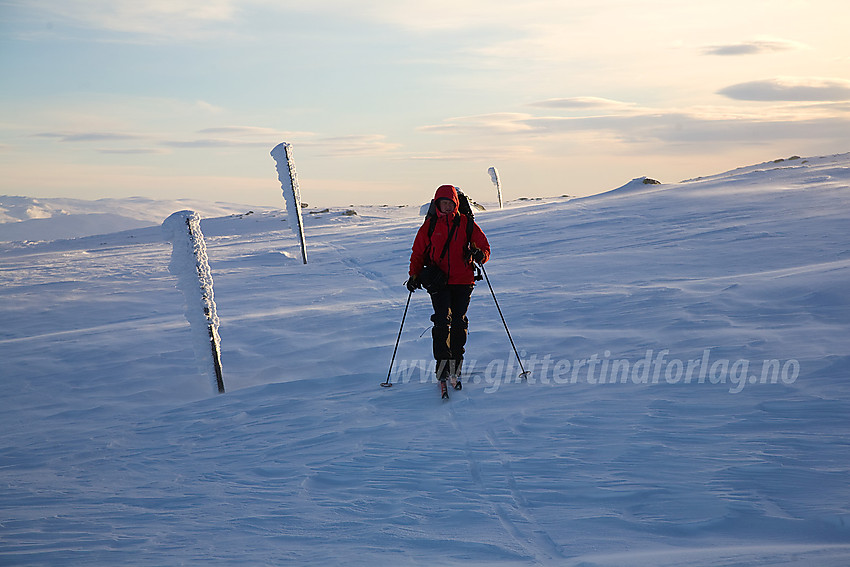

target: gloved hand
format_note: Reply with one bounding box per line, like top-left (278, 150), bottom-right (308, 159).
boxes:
top-left (406, 275), bottom-right (421, 292)
top-left (470, 248), bottom-right (486, 264)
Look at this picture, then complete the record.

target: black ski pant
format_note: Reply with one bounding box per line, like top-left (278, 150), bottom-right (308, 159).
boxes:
top-left (429, 284), bottom-right (474, 381)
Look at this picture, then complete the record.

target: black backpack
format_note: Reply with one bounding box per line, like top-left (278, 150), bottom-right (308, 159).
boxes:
top-left (424, 188), bottom-right (483, 281)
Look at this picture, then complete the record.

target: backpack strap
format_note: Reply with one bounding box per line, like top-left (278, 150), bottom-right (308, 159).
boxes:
top-left (463, 215), bottom-right (484, 281)
top-left (424, 212), bottom-right (437, 263)
top-left (438, 215), bottom-right (460, 261)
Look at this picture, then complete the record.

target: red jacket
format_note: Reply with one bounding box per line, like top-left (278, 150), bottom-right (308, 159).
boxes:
top-left (409, 185), bottom-right (490, 285)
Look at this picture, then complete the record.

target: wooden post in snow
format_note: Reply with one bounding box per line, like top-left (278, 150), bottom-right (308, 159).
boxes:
top-left (271, 142), bottom-right (308, 264)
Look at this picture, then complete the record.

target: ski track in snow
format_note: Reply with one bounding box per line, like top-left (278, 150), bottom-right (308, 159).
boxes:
top-left (2, 155), bottom-right (850, 565)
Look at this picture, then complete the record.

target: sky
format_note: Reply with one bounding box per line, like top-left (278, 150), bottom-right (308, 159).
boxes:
top-left (1, 0), bottom-right (849, 207)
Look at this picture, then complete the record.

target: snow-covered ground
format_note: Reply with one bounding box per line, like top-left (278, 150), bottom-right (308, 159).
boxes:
top-left (1, 154), bottom-right (849, 566)
top-left (0, 195), bottom-right (273, 242)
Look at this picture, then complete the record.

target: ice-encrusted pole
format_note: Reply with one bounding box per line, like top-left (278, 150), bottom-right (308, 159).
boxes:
top-left (162, 210), bottom-right (225, 394)
top-left (488, 166), bottom-right (503, 209)
top-left (270, 142), bottom-right (308, 264)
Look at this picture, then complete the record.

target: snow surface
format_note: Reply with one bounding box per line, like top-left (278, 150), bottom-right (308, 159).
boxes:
top-left (2, 154), bottom-right (850, 565)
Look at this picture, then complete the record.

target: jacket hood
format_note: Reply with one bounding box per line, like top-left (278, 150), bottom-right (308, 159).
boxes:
top-left (433, 185), bottom-right (459, 215)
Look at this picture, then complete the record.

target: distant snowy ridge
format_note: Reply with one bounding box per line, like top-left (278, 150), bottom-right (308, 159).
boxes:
top-left (0, 195), bottom-right (268, 242)
top-left (680, 154), bottom-right (811, 183)
top-left (7, 153), bottom-right (844, 243)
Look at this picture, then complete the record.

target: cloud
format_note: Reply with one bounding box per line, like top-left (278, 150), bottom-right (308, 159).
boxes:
top-left (418, 113), bottom-right (536, 134)
top-left (98, 148), bottom-right (168, 155)
top-left (195, 100), bottom-right (225, 114)
top-left (30, 123), bottom-right (399, 157)
top-left (163, 128), bottom-right (399, 156)
top-left (21, 0), bottom-right (537, 40)
top-left (161, 139), bottom-right (258, 148)
top-left (305, 0), bottom-right (565, 33)
top-left (407, 145), bottom-right (535, 161)
top-left (20, 0), bottom-right (239, 41)
top-left (525, 113), bottom-right (850, 145)
top-left (18, 0), bottom-right (519, 41)
top-left (529, 97), bottom-right (638, 111)
top-left (164, 126), bottom-right (314, 148)
top-left (419, 98), bottom-right (850, 150)
top-left (197, 126), bottom-right (303, 137)
top-left (305, 134), bottom-right (402, 157)
top-left (34, 132), bottom-right (145, 143)
top-left (703, 39), bottom-right (807, 56)
top-left (718, 77), bottom-right (850, 101)
top-left (31, 125), bottom-right (305, 152)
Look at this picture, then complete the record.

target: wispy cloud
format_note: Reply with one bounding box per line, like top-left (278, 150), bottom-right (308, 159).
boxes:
top-left (418, 113), bottom-right (536, 135)
top-left (718, 77), bottom-right (850, 101)
top-left (32, 131), bottom-right (173, 156)
top-left (198, 127), bottom-right (273, 136)
top-left (34, 131), bottom-right (146, 143)
top-left (418, 97), bottom-right (850, 150)
top-left (407, 145), bottom-right (535, 161)
top-left (292, 0), bottom-right (571, 33)
top-left (97, 148), bottom-right (168, 155)
top-left (702, 38), bottom-right (808, 56)
top-left (195, 100), bottom-right (225, 114)
top-left (525, 113), bottom-right (850, 145)
top-left (162, 126), bottom-right (304, 148)
top-left (304, 134), bottom-right (402, 157)
top-left (28, 123), bottom-right (400, 157)
top-left (196, 126), bottom-right (308, 138)
top-left (18, 0), bottom-right (239, 41)
top-left (162, 139), bottom-right (265, 149)
top-left (529, 97), bottom-right (639, 112)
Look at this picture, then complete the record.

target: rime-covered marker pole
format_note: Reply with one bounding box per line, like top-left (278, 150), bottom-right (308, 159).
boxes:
top-left (162, 210), bottom-right (225, 394)
top-left (488, 166), bottom-right (503, 209)
top-left (270, 142), bottom-right (308, 264)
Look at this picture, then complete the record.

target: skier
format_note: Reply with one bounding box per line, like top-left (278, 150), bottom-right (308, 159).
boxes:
top-left (406, 185), bottom-right (490, 399)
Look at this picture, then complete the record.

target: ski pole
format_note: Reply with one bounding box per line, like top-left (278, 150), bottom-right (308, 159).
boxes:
top-left (382, 289), bottom-right (413, 387)
top-left (479, 263), bottom-right (530, 380)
